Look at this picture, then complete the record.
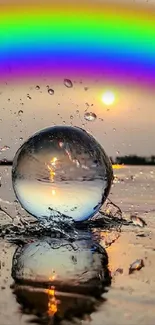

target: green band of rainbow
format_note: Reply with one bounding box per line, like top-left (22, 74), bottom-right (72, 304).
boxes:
top-left (0, 3), bottom-right (155, 86)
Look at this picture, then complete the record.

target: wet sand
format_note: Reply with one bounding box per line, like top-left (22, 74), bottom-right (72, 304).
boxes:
top-left (1, 220), bottom-right (155, 325)
top-left (0, 166), bottom-right (155, 324)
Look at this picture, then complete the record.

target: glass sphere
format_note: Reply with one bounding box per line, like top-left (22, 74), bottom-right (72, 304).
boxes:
top-left (12, 126), bottom-right (113, 222)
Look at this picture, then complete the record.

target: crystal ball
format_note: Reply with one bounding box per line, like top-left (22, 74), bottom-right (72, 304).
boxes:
top-left (12, 126), bottom-right (113, 222)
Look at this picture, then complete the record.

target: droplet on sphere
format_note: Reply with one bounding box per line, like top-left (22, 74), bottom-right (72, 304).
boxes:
top-left (35, 85), bottom-right (40, 90)
top-left (12, 126), bottom-right (113, 222)
top-left (84, 112), bottom-right (97, 121)
top-left (64, 79), bottom-right (73, 88)
top-left (48, 88), bottom-right (54, 95)
top-left (0, 145), bottom-right (10, 152)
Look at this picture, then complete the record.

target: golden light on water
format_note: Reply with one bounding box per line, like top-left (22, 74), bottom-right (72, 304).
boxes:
top-left (45, 285), bottom-right (59, 316)
top-left (52, 189), bottom-right (56, 195)
top-left (112, 164), bottom-right (124, 169)
top-left (47, 165), bottom-right (55, 181)
top-left (47, 157), bottom-right (58, 181)
top-left (101, 91), bottom-right (115, 105)
top-left (51, 157), bottom-right (58, 166)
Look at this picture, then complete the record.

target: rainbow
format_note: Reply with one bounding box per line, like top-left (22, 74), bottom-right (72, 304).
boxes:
top-left (0, 2), bottom-right (155, 87)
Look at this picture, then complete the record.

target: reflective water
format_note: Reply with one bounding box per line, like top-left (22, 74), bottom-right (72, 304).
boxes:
top-left (13, 285), bottom-right (104, 324)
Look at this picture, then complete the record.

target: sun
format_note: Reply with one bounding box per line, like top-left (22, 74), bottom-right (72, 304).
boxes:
top-left (101, 91), bottom-right (115, 105)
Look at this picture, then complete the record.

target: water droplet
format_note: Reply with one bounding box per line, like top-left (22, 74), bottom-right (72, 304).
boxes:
top-left (18, 110), bottom-right (23, 116)
top-left (70, 115), bottom-right (73, 120)
top-left (84, 112), bottom-right (97, 121)
top-left (64, 79), bottom-right (73, 88)
top-left (35, 85), bottom-right (40, 90)
top-left (130, 215), bottom-right (147, 227)
top-left (84, 87), bottom-right (89, 91)
top-left (12, 126), bottom-right (113, 222)
top-left (48, 88), bottom-right (54, 95)
top-left (129, 259), bottom-right (144, 274)
top-left (27, 94), bottom-right (31, 100)
top-left (0, 145), bottom-right (10, 152)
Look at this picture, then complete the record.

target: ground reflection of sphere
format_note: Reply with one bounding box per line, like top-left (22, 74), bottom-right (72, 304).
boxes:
top-left (12, 237), bottom-right (110, 295)
top-left (12, 237), bottom-right (110, 323)
top-left (12, 126), bottom-right (113, 222)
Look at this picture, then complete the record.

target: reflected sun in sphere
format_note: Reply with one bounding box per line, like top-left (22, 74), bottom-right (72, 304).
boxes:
top-left (101, 91), bottom-right (115, 105)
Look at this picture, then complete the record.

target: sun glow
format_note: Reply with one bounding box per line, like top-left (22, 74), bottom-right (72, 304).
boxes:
top-left (101, 91), bottom-right (115, 105)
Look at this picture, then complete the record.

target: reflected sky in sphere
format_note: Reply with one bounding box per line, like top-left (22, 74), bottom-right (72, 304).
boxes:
top-left (12, 126), bottom-right (113, 222)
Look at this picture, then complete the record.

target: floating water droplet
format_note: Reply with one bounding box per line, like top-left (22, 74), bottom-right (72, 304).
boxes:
top-left (0, 145), bottom-right (10, 152)
top-left (12, 126), bottom-right (113, 222)
top-left (48, 88), bottom-right (54, 95)
top-left (64, 79), bottom-right (73, 88)
top-left (18, 110), bottom-right (23, 116)
top-left (84, 112), bottom-right (97, 122)
top-left (27, 94), bottom-right (31, 100)
top-left (35, 85), bottom-right (40, 90)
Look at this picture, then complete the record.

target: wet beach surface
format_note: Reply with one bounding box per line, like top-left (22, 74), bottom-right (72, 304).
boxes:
top-left (0, 166), bottom-right (155, 324)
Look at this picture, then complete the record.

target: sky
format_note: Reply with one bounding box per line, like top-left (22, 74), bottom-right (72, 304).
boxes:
top-left (0, 0), bottom-right (155, 161)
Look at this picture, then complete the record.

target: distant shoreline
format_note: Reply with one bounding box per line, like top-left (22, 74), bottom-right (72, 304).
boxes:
top-left (0, 160), bottom-right (155, 167)
top-left (111, 155), bottom-right (155, 166)
top-left (0, 161), bottom-right (13, 166)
